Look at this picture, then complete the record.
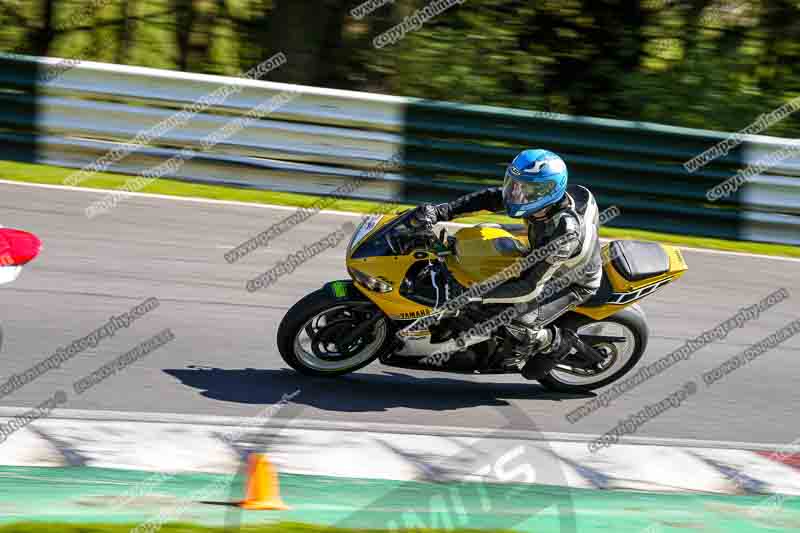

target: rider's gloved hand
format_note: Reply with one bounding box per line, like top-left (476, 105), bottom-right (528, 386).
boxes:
top-left (409, 203), bottom-right (439, 230)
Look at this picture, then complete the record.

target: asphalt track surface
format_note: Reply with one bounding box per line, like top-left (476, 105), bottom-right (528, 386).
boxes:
top-left (1, 181), bottom-right (798, 446)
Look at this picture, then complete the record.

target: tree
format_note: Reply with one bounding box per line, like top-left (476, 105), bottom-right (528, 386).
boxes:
top-left (266, 0), bottom-right (349, 85)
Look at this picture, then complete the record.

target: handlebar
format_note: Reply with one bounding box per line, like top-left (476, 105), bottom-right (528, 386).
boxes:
top-left (419, 225), bottom-right (452, 256)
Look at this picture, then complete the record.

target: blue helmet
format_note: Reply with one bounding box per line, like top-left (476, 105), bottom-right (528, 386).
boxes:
top-left (502, 149), bottom-right (568, 218)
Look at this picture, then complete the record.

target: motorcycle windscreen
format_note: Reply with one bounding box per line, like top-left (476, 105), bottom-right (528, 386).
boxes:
top-left (0, 228), bottom-right (42, 266)
top-left (0, 265), bottom-right (21, 285)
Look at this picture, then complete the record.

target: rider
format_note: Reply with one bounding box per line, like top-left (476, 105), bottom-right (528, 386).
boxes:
top-left (410, 149), bottom-right (603, 379)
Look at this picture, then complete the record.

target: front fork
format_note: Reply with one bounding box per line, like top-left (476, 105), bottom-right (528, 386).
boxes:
top-left (322, 280), bottom-right (391, 353)
top-left (336, 307), bottom-right (384, 352)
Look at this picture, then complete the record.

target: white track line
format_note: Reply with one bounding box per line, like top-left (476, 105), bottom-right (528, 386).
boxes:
top-left (0, 178), bottom-right (367, 218)
top-left (0, 406), bottom-right (789, 452)
top-left (1, 178), bottom-right (798, 263)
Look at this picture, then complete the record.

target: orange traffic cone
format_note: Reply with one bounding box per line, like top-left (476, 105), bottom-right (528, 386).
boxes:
top-left (238, 453), bottom-right (289, 510)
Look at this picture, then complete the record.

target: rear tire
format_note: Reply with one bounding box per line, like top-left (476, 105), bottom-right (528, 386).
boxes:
top-left (277, 289), bottom-right (390, 377)
top-left (538, 305), bottom-right (648, 393)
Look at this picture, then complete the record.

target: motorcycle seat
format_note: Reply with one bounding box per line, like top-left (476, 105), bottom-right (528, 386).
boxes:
top-left (610, 240), bottom-right (670, 282)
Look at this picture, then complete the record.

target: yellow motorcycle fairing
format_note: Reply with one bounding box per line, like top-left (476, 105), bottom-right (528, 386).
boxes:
top-left (578, 243), bottom-right (687, 319)
top-left (348, 253), bottom-right (437, 320)
top-left (443, 225), bottom-right (687, 320)
top-left (346, 215), bottom-right (687, 323)
top-left (445, 225), bottom-right (531, 288)
top-left (346, 214), bottom-right (438, 321)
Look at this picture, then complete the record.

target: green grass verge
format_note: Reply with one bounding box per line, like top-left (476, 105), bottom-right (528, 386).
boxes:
top-left (0, 523), bottom-right (505, 533)
top-left (1, 159), bottom-right (798, 258)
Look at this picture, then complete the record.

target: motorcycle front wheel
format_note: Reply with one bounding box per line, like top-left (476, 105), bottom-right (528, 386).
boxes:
top-left (277, 288), bottom-right (390, 376)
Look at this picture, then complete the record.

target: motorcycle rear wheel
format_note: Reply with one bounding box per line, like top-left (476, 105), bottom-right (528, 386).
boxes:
top-left (277, 289), bottom-right (390, 376)
top-left (538, 305), bottom-right (648, 393)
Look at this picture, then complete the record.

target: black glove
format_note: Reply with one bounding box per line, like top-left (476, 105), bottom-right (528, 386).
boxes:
top-left (409, 203), bottom-right (439, 229)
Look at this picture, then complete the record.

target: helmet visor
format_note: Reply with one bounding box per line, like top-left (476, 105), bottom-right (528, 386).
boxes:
top-left (502, 172), bottom-right (557, 207)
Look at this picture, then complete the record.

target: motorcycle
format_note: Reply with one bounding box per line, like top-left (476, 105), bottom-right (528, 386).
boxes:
top-left (277, 201), bottom-right (687, 392)
top-left (0, 226), bottom-right (42, 351)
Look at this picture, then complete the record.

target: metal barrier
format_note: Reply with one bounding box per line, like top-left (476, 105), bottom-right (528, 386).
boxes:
top-left (0, 53), bottom-right (798, 245)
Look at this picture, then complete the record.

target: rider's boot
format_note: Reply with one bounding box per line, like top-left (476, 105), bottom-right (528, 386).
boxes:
top-left (520, 325), bottom-right (578, 380)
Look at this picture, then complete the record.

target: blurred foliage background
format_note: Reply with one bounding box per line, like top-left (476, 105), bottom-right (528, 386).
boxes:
top-left (0, 0), bottom-right (798, 136)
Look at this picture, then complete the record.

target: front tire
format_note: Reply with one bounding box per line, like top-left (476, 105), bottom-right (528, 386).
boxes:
top-left (277, 289), bottom-right (390, 376)
top-left (538, 305), bottom-right (648, 393)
